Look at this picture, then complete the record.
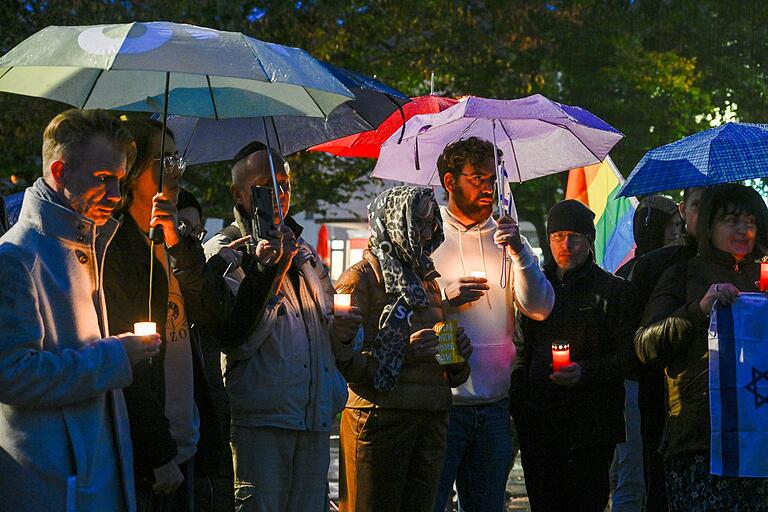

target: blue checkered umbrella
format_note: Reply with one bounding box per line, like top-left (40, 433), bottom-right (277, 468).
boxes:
top-left (618, 122), bottom-right (768, 197)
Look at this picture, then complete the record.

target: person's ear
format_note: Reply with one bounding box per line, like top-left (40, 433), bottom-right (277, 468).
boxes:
top-left (49, 160), bottom-right (66, 185)
top-left (444, 173), bottom-right (456, 195)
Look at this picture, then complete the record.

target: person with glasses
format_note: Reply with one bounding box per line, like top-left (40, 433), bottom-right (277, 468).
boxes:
top-left (430, 137), bottom-right (554, 512)
top-left (104, 118), bottom-right (231, 512)
top-left (510, 199), bottom-right (636, 511)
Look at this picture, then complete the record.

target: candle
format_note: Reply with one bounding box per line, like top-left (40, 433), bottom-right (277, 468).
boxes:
top-left (134, 322), bottom-right (157, 336)
top-left (551, 342), bottom-right (570, 372)
top-left (333, 294), bottom-right (351, 316)
top-left (470, 271), bottom-right (487, 279)
top-left (761, 263), bottom-right (768, 292)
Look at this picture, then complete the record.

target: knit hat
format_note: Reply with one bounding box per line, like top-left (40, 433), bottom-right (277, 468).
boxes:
top-left (546, 199), bottom-right (596, 240)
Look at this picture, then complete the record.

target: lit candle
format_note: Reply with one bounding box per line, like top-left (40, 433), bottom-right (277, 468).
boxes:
top-left (470, 271), bottom-right (487, 279)
top-left (333, 294), bottom-right (351, 316)
top-left (551, 342), bottom-right (570, 372)
top-left (134, 322), bottom-right (157, 336)
top-left (761, 263), bottom-right (768, 292)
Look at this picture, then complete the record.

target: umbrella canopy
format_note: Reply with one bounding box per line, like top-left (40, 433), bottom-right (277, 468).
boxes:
top-left (309, 95), bottom-right (459, 158)
top-left (371, 94), bottom-right (623, 186)
top-left (0, 22), bottom-right (354, 119)
top-left (168, 64), bottom-right (409, 164)
top-left (618, 122), bottom-right (768, 198)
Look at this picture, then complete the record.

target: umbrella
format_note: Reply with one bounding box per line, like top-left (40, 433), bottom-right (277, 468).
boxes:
top-left (371, 94), bottom-right (623, 287)
top-left (618, 122), bottom-right (768, 198)
top-left (0, 22), bottom-right (353, 119)
top-left (167, 63), bottom-right (409, 164)
top-left (0, 21), bottom-right (355, 325)
top-left (309, 95), bottom-right (459, 158)
top-left (372, 94), bottom-right (623, 187)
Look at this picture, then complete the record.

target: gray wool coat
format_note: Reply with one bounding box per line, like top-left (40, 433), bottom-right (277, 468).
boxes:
top-left (0, 179), bottom-right (136, 511)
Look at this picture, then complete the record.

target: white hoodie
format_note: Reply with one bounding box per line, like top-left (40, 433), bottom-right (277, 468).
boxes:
top-left (432, 206), bottom-right (555, 405)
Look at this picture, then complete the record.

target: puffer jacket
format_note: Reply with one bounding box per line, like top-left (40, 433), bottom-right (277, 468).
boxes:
top-left (512, 259), bottom-right (637, 449)
top-left (635, 251), bottom-right (762, 460)
top-left (335, 251), bottom-right (470, 411)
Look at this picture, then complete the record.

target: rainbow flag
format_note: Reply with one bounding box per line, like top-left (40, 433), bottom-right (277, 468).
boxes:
top-left (566, 157), bottom-right (637, 273)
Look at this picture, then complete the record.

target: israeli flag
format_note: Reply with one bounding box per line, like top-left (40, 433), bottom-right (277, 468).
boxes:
top-left (709, 292), bottom-right (768, 477)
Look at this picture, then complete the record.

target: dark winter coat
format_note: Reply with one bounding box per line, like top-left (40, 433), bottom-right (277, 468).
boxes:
top-left (104, 214), bottom-right (231, 480)
top-left (512, 259), bottom-right (637, 449)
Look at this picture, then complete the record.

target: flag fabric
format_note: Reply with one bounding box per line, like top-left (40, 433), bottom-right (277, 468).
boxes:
top-left (565, 157), bottom-right (637, 272)
top-left (709, 293), bottom-right (768, 477)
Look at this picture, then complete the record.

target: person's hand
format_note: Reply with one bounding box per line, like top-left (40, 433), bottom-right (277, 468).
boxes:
top-left (444, 277), bottom-right (490, 307)
top-left (332, 306), bottom-right (363, 343)
top-left (549, 362), bottom-right (582, 387)
top-left (255, 225), bottom-right (297, 267)
top-left (407, 328), bottom-right (439, 362)
top-left (699, 283), bottom-right (740, 315)
top-left (152, 460), bottom-right (184, 494)
top-left (149, 193), bottom-right (181, 247)
top-left (456, 326), bottom-right (473, 361)
top-left (116, 332), bottom-right (161, 366)
top-left (218, 235), bottom-right (250, 270)
top-left (494, 214), bottom-right (524, 254)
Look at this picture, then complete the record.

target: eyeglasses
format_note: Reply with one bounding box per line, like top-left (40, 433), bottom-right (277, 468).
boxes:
top-left (457, 173), bottom-right (497, 188)
top-left (549, 232), bottom-right (587, 243)
top-left (152, 154), bottom-right (187, 178)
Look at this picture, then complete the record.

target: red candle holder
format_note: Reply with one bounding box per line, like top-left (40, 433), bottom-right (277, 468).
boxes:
top-left (760, 263), bottom-right (768, 292)
top-left (551, 342), bottom-right (570, 372)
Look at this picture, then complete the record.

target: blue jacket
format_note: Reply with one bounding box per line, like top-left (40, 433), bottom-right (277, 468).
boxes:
top-left (0, 179), bottom-right (135, 511)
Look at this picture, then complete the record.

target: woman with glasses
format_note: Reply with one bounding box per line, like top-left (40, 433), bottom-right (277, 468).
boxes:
top-left (635, 183), bottom-right (768, 511)
top-left (103, 118), bottom-right (230, 512)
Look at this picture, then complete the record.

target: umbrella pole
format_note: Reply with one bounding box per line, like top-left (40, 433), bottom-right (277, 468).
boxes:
top-left (262, 117), bottom-right (285, 225)
top-left (148, 72), bottom-right (171, 325)
top-left (491, 120), bottom-right (508, 289)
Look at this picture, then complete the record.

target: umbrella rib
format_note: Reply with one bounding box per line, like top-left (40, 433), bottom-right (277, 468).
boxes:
top-left (499, 121), bottom-right (523, 183)
top-left (0, 67), bottom-right (11, 81)
top-left (306, 89), bottom-right (329, 118)
top-left (270, 116), bottom-right (284, 155)
top-left (242, 37), bottom-right (273, 81)
top-left (537, 119), bottom-right (602, 163)
top-left (80, 68), bottom-right (105, 109)
top-left (206, 75), bottom-right (220, 121)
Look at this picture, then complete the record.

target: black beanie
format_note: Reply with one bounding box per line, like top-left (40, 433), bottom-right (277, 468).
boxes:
top-left (547, 199), bottom-right (596, 240)
top-left (177, 187), bottom-right (203, 219)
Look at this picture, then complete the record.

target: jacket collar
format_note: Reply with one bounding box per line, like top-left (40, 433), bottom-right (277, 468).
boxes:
top-left (544, 257), bottom-right (594, 285)
top-left (20, 178), bottom-right (118, 249)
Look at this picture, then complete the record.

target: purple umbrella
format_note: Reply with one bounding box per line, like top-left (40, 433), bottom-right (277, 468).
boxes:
top-left (372, 94), bottom-right (623, 287)
top-left (372, 94), bottom-right (623, 189)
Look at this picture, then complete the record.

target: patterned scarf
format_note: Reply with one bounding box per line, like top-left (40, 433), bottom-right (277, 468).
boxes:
top-left (367, 186), bottom-right (444, 391)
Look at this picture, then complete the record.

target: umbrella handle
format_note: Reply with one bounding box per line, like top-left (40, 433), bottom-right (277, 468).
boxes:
top-left (148, 72), bottom-right (171, 243)
top-left (263, 117), bottom-right (285, 225)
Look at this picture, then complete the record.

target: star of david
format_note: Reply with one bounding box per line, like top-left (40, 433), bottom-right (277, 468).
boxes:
top-left (744, 367), bottom-right (768, 409)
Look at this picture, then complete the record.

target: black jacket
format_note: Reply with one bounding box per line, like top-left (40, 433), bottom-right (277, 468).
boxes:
top-left (628, 238), bottom-right (698, 443)
top-left (104, 214), bottom-right (231, 480)
top-left (635, 248), bottom-right (762, 460)
top-left (512, 259), bottom-right (637, 449)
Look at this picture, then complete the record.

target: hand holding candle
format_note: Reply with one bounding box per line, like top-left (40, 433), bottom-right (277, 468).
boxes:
top-left (551, 342), bottom-right (570, 372)
top-left (333, 294), bottom-right (351, 316)
top-left (134, 322), bottom-right (157, 336)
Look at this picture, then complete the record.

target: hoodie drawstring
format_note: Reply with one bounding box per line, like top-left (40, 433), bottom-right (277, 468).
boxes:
top-left (478, 225), bottom-right (492, 308)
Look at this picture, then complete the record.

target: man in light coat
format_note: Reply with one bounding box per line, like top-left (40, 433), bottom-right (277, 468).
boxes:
top-left (0, 109), bottom-right (160, 512)
top-left (203, 142), bottom-right (361, 511)
top-left (432, 137), bottom-right (554, 512)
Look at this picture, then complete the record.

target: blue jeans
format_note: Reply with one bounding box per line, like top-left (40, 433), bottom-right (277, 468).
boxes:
top-left (610, 380), bottom-right (645, 512)
top-left (433, 399), bottom-right (513, 512)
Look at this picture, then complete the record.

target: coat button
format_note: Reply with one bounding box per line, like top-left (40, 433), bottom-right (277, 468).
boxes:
top-left (75, 250), bottom-right (88, 264)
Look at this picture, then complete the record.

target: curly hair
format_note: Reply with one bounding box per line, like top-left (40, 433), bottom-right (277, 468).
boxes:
top-left (436, 137), bottom-right (500, 189)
